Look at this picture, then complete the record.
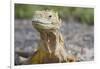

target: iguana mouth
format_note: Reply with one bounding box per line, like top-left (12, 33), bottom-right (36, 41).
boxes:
top-left (32, 20), bottom-right (55, 29)
top-left (32, 18), bottom-right (52, 25)
top-left (32, 21), bottom-right (51, 24)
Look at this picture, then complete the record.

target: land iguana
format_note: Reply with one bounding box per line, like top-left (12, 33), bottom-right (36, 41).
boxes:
top-left (29, 10), bottom-right (77, 64)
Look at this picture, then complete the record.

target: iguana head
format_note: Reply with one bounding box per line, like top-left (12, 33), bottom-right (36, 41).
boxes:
top-left (32, 10), bottom-right (61, 30)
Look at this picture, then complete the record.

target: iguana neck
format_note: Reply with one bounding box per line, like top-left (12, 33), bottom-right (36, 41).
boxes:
top-left (39, 29), bottom-right (60, 54)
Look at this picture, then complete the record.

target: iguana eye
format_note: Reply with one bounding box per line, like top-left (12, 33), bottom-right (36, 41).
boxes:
top-left (48, 15), bottom-right (52, 18)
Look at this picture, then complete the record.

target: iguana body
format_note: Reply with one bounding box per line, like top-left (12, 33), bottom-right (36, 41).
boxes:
top-left (30, 10), bottom-right (76, 64)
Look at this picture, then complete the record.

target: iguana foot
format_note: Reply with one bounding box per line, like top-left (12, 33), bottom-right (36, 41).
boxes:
top-left (66, 55), bottom-right (77, 62)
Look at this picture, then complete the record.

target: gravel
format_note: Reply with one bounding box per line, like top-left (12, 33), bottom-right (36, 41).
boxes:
top-left (15, 19), bottom-right (94, 65)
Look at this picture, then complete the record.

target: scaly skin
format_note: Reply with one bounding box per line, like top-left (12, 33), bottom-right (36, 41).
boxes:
top-left (30, 10), bottom-right (77, 64)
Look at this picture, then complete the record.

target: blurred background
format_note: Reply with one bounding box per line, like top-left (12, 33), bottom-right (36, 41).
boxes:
top-left (15, 4), bottom-right (94, 65)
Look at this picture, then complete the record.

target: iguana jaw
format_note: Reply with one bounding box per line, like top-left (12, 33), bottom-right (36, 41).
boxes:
top-left (32, 21), bottom-right (51, 25)
top-left (32, 18), bottom-right (52, 24)
top-left (32, 20), bottom-right (56, 29)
